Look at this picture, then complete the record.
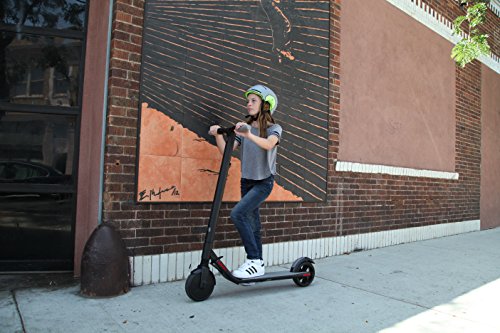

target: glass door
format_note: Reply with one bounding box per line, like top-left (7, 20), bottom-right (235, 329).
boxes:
top-left (0, 0), bottom-right (88, 271)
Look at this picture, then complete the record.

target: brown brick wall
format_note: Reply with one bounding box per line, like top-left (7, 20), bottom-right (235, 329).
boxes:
top-left (103, 0), bottom-right (489, 256)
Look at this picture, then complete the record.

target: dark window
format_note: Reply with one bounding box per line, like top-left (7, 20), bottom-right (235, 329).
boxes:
top-left (1, 0), bottom-right (87, 31)
top-left (29, 67), bottom-right (45, 95)
top-left (0, 0), bottom-right (87, 272)
top-left (12, 72), bottom-right (29, 96)
top-left (0, 112), bottom-right (76, 182)
top-left (0, 193), bottom-right (74, 268)
top-left (2, 32), bottom-right (82, 106)
top-left (10, 67), bottom-right (45, 97)
top-left (54, 68), bottom-right (71, 95)
top-left (0, 162), bottom-right (49, 180)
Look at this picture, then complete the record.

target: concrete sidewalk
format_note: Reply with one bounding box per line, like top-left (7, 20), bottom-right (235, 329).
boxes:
top-left (1, 228), bottom-right (499, 333)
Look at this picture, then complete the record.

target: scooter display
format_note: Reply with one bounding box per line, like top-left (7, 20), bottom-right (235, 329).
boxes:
top-left (185, 126), bottom-right (315, 301)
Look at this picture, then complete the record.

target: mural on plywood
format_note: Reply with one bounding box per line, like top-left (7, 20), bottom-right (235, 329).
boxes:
top-left (137, 0), bottom-right (330, 202)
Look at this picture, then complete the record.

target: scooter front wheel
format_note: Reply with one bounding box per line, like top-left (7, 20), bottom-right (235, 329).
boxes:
top-left (185, 270), bottom-right (216, 301)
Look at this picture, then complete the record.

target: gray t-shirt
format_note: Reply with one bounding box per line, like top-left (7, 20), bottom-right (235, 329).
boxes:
top-left (235, 124), bottom-right (282, 180)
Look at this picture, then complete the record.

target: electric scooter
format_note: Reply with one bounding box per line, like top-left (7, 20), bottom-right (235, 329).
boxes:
top-left (185, 126), bottom-right (315, 301)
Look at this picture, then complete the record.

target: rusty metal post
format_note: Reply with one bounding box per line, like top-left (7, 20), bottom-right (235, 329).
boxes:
top-left (80, 224), bottom-right (130, 297)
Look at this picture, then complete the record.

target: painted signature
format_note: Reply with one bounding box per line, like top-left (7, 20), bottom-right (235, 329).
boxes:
top-left (139, 185), bottom-right (180, 201)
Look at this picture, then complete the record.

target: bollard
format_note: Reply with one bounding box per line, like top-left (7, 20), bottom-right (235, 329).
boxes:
top-left (80, 224), bottom-right (130, 297)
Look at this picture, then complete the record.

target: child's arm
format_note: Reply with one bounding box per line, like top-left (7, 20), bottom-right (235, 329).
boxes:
top-left (235, 122), bottom-right (278, 151)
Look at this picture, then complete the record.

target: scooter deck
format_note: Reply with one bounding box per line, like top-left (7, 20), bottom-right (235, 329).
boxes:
top-left (235, 270), bottom-right (305, 284)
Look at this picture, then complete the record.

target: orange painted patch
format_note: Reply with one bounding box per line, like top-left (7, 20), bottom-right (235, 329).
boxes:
top-left (138, 103), bottom-right (303, 202)
top-left (137, 154), bottom-right (182, 202)
top-left (180, 157), bottom-right (220, 201)
top-left (139, 104), bottom-right (182, 157)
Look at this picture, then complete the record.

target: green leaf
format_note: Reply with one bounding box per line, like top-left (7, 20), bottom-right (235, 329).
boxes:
top-left (450, 1), bottom-right (489, 67)
top-left (467, 3), bottom-right (487, 27)
top-left (452, 16), bottom-right (467, 35)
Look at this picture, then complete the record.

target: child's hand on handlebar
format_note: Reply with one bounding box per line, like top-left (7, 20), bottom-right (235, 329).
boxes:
top-left (235, 122), bottom-right (251, 137)
top-left (208, 125), bottom-right (221, 136)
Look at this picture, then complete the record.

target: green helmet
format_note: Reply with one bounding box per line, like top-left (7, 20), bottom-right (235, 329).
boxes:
top-left (244, 84), bottom-right (278, 115)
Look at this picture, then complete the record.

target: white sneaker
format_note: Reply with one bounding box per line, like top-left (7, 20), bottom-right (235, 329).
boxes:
top-left (233, 259), bottom-right (265, 279)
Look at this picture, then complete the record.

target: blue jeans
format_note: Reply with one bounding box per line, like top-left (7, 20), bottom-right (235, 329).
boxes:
top-left (230, 175), bottom-right (274, 260)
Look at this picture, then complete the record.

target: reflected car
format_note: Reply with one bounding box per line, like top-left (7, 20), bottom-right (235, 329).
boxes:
top-left (0, 160), bottom-right (71, 185)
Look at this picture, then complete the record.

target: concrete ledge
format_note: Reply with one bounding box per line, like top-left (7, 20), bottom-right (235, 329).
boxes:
top-left (130, 219), bottom-right (480, 286)
top-left (335, 161), bottom-right (459, 180)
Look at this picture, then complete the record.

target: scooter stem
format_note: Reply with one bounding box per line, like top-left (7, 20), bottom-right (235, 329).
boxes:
top-left (200, 127), bottom-right (236, 265)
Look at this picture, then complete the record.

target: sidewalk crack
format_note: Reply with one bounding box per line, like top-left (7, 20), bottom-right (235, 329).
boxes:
top-left (11, 289), bottom-right (27, 333)
top-left (315, 275), bottom-right (431, 310)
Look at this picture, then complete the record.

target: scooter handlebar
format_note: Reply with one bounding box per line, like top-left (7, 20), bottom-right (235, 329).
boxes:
top-left (216, 126), bottom-right (236, 135)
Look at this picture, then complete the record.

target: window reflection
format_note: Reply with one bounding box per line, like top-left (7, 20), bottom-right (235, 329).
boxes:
top-left (12, 67), bottom-right (45, 97)
top-left (0, 0), bottom-right (87, 31)
top-left (0, 112), bottom-right (76, 184)
top-left (0, 33), bottom-right (82, 106)
top-left (0, 0), bottom-right (87, 271)
top-left (0, 193), bottom-right (73, 261)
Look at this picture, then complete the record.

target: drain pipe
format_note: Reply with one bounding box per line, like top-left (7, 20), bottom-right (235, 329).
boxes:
top-left (97, 0), bottom-right (114, 224)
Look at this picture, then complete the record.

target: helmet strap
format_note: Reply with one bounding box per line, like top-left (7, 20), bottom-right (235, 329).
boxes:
top-left (245, 114), bottom-right (259, 122)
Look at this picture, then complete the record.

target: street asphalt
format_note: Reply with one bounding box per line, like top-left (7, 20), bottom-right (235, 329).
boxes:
top-left (1, 227), bottom-right (499, 333)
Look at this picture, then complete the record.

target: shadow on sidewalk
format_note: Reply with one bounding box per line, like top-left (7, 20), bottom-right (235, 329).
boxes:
top-left (0, 273), bottom-right (78, 292)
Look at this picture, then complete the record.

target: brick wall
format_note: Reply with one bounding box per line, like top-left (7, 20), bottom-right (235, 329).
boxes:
top-left (103, 0), bottom-right (490, 257)
top-left (331, 58), bottom-right (482, 236)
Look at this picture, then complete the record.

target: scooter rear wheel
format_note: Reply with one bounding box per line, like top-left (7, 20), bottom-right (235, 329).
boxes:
top-left (291, 261), bottom-right (315, 287)
top-left (185, 270), bottom-right (216, 301)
